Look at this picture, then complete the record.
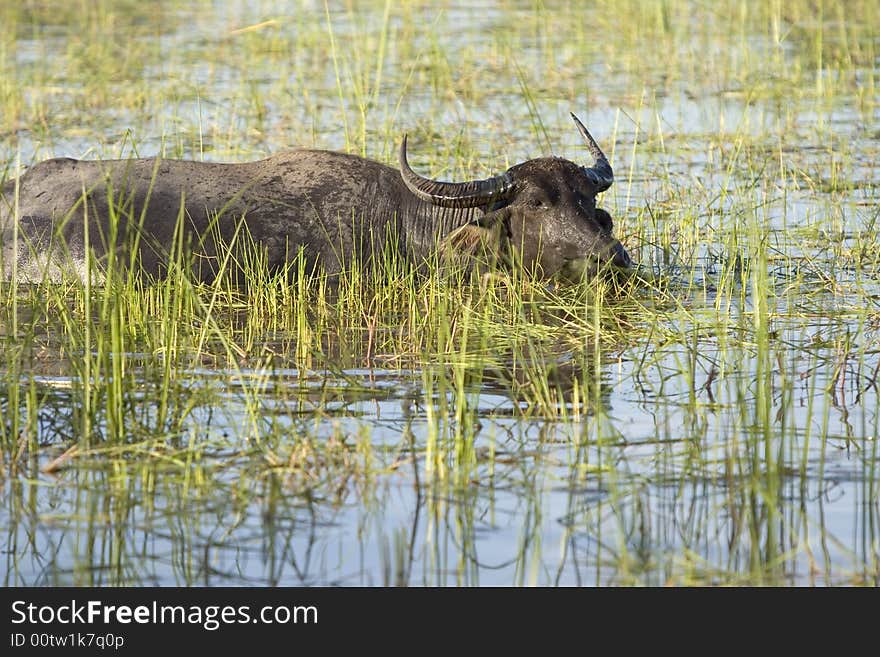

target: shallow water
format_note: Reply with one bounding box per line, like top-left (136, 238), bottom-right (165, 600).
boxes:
top-left (1, 0), bottom-right (878, 585)
top-left (6, 353), bottom-right (878, 585)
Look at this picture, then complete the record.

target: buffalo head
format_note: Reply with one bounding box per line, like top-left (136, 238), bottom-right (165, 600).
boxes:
top-left (399, 113), bottom-right (632, 281)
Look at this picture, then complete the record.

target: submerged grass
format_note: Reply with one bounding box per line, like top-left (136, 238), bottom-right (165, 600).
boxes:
top-left (0, 0), bottom-right (878, 585)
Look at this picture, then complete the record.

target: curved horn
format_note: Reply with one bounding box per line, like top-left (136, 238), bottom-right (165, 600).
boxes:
top-left (570, 113), bottom-right (613, 193)
top-left (399, 134), bottom-right (515, 209)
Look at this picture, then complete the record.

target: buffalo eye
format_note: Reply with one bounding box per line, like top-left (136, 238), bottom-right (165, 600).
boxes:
top-left (575, 192), bottom-right (592, 211)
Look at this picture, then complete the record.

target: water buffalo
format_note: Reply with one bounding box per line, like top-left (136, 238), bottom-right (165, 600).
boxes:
top-left (0, 113), bottom-right (631, 284)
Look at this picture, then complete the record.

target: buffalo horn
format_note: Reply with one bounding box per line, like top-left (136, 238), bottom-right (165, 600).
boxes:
top-left (570, 113), bottom-right (613, 193)
top-left (399, 135), bottom-right (515, 209)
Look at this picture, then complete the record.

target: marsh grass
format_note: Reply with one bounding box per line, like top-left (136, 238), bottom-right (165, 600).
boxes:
top-left (0, 0), bottom-right (878, 585)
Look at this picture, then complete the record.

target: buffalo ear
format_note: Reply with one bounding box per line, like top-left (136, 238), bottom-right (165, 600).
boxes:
top-left (595, 208), bottom-right (613, 231)
top-left (439, 208), bottom-right (509, 265)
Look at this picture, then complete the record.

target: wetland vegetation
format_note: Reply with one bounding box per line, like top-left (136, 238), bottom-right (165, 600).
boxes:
top-left (0, 0), bottom-right (878, 585)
